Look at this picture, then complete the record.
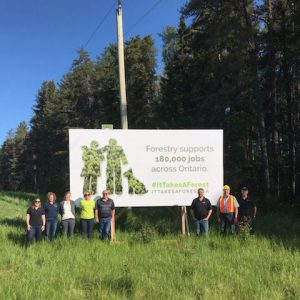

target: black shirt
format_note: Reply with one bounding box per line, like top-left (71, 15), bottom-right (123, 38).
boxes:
top-left (191, 197), bottom-right (212, 220)
top-left (96, 198), bottom-right (115, 218)
top-left (27, 207), bottom-right (45, 226)
top-left (238, 197), bottom-right (256, 217)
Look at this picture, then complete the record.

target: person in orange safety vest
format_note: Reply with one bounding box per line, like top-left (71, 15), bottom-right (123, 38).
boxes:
top-left (216, 185), bottom-right (239, 235)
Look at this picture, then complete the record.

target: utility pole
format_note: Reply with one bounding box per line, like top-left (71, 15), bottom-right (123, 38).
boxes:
top-left (116, 0), bottom-right (128, 129)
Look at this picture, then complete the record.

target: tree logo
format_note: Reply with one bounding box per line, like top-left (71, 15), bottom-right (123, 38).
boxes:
top-left (81, 138), bottom-right (148, 195)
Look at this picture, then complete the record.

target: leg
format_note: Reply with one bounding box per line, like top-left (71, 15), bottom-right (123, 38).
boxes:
top-left (87, 219), bottom-right (94, 239)
top-left (195, 220), bottom-right (200, 236)
top-left (50, 221), bottom-right (57, 240)
top-left (115, 165), bottom-right (122, 194)
top-left (26, 227), bottom-right (36, 247)
top-left (69, 219), bottom-right (75, 237)
top-left (45, 221), bottom-right (51, 240)
top-left (98, 218), bottom-right (105, 239)
top-left (220, 214), bottom-right (226, 235)
top-left (81, 219), bottom-right (88, 238)
top-left (103, 217), bottom-right (112, 240)
top-left (35, 226), bottom-right (43, 242)
top-left (200, 220), bottom-right (209, 235)
top-left (62, 220), bottom-right (68, 236)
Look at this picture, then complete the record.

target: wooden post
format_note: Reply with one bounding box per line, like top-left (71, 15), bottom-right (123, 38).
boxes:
top-left (110, 211), bottom-right (116, 242)
top-left (181, 206), bottom-right (186, 235)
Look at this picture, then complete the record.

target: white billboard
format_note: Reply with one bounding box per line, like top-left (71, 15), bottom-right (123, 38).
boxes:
top-left (69, 129), bottom-right (223, 206)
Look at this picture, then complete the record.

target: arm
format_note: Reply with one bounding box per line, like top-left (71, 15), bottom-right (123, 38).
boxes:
top-left (26, 214), bottom-right (31, 230)
top-left (204, 209), bottom-right (212, 220)
top-left (41, 215), bottom-right (46, 231)
top-left (95, 206), bottom-right (99, 223)
top-left (253, 206), bottom-right (257, 219)
top-left (190, 209), bottom-right (195, 220)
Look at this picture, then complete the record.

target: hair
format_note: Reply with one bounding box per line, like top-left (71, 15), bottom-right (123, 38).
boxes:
top-left (83, 191), bottom-right (91, 197)
top-left (47, 192), bottom-right (56, 203)
top-left (198, 188), bottom-right (204, 192)
top-left (31, 198), bottom-right (41, 208)
top-left (64, 191), bottom-right (71, 200)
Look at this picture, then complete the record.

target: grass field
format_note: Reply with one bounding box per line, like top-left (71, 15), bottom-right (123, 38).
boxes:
top-left (0, 191), bottom-right (299, 300)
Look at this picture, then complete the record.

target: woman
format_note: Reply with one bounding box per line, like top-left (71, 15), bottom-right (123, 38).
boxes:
top-left (26, 198), bottom-right (45, 247)
top-left (44, 192), bottom-right (59, 240)
top-left (59, 191), bottom-right (76, 237)
top-left (80, 191), bottom-right (95, 239)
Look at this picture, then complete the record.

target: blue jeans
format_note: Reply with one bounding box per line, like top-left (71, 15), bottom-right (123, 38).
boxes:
top-left (98, 217), bottom-right (111, 240)
top-left (80, 218), bottom-right (94, 239)
top-left (26, 226), bottom-right (42, 246)
top-left (46, 220), bottom-right (58, 240)
top-left (220, 213), bottom-right (235, 235)
top-left (195, 219), bottom-right (209, 236)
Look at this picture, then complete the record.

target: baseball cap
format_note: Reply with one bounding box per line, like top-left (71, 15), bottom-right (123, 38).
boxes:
top-left (223, 185), bottom-right (230, 190)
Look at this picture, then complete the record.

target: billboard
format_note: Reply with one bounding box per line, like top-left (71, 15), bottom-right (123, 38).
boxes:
top-left (69, 129), bottom-right (223, 206)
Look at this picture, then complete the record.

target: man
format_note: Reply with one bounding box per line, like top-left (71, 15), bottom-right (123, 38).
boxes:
top-left (216, 185), bottom-right (239, 235)
top-left (95, 189), bottom-right (115, 240)
top-left (190, 188), bottom-right (212, 236)
top-left (238, 187), bottom-right (257, 235)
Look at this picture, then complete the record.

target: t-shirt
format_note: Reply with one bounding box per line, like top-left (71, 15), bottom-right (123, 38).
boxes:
top-left (191, 197), bottom-right (212, 220)
top-left (27, 207), bottom-right (45, 226)
top-left (216, 195), bottom-right (239, 213)
top-left (80, 200), bottom-right (95, 219)
top-left (238, 197), bottom-right (256, 217)
top-left (44, 202), bottom-right (59, 221)
top-left (96, 198), bottom-right (115, 218)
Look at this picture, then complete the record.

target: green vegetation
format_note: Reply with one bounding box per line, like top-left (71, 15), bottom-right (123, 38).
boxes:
top-left (0, 192), bottom-right (299, 300)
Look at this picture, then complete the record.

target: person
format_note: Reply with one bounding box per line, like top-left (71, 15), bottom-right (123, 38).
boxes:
top-left (95, 189), bottom-right (115, 240)
top-left (190, 188), bottom-right (212, 236)
top-left (59, 191), bottom-right (76, 237)
top-left (44, 192), bottom-right (59, 240)
top-left (80, 191), bottom-right (95, 239)
top-left (238, 187), bottom-right (257, 235)
top-left (26, 198), bottom-right (45, 247)
top-left (216, 185), bottom-right (239, 235)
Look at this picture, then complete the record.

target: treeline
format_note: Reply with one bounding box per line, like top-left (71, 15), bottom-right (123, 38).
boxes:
top-left (0, 0), bottom-right (299, 204)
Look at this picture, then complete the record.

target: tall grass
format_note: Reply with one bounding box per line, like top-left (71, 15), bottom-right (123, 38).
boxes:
top-left (0, 192), bottom-right (299, 300)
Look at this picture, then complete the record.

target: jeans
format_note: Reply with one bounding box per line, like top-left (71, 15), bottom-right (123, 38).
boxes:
top-left (62, 219), bottom-right (75, 237)
top-left (195, 219), bottom-right (209, 236)
top-left (45, 219), bottom-right (58, 240)
top-left (98, 217), bottom-right (112, 240)
top-left (220, 213), bottom-right (235, 235)
top-left (26, 226), bottom-right (42, 246)
top-left (80, 218), bottom-right (94, 239)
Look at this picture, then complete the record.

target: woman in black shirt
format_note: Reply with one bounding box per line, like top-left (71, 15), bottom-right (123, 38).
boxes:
top-left (26, 198), bottom-right (45, 247)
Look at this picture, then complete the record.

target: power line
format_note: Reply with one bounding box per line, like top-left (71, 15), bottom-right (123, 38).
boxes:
top-left (84, 0), bottom-right (117, 48)
top-left (124, 0), bottom-right (164, 37)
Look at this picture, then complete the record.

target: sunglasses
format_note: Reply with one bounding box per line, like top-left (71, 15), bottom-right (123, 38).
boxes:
top-left (35, 200), bottom-right (41, 203)
top-left (84, 194), bottom-right (91, 197)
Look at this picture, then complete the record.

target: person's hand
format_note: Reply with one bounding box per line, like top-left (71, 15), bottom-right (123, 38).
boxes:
top-left (234, 217), bottom-right (238, 225)
top-left (217, 216), bottom-right (221, 223)
top-left (41, 225), bottom-right (45, 231)
top-left (27, 225), bottom-right (31, 231)
top-left (96, 219), bottom-right (99, 224)
top-left (202, 217), bottom-right (208, 221)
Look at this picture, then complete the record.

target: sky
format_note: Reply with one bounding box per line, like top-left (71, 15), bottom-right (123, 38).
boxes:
top-left (0, 0), bottom-right (187, 146)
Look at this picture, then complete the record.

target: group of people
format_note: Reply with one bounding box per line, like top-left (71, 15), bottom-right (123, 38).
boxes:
top-left (25, 184), bottom-right (256, 246)
top-left (191, 185), bottom-right (257, 236)
top-left (25, 189), bottom-right (115, 247)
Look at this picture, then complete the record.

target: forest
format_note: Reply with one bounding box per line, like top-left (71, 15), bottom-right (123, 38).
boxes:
top-left (0, 0), bottom-right (299, 207)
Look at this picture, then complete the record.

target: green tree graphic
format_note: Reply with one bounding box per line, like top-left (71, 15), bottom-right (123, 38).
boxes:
top-left (123, 168), bottom-right (148, 194)
top-left (81, 141), bottom-right (104, 194)
top-left (103, 138), bottom-right (128, 194)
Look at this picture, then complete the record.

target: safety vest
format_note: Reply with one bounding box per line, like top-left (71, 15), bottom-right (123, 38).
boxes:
top-left (219, 195), bottom-right (235, 213)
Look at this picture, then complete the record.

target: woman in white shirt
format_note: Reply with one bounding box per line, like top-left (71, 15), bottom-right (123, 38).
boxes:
top-left (59, 191), bottom-right (76, 237)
